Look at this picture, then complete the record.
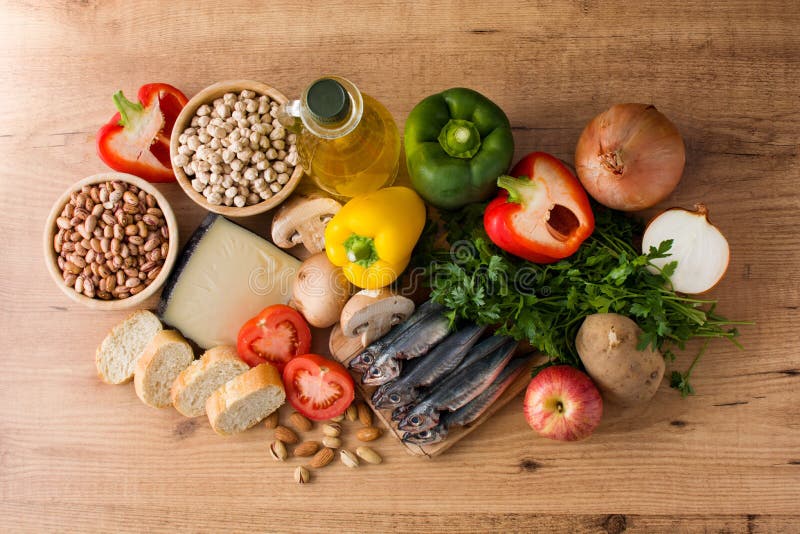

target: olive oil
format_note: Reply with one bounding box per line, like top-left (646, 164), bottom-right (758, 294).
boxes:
top-left (280, 77), bottom-right (400, 198)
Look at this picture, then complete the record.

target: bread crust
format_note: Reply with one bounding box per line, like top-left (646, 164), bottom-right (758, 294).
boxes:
top-left (206, 363), bottom-right (285, 435)
top-left (170, 346), bottom-right (248, 417)
top-left (134, 330), bottom-right (193, 408)
top-left (95, 310), bottom-right (162, 385)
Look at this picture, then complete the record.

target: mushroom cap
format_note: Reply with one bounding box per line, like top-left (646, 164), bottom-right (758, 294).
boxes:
top-left (271, 195), bottom-right (342, 249)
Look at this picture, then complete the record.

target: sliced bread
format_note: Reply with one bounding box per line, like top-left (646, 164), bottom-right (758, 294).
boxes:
top-left (170, 346), bottom-right (249, 417)
top-left (206, 363), bottom-right (285, 435)
top-left (134, 330), bottom-right (194, 408)
top-left (96, 310), bottom-right (163, 384)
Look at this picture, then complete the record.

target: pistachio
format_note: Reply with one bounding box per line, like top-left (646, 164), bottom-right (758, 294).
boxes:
top-left (269, 440), bottom-right (288, 461)
top-left (340, 449), bottom-right (359, 468)
top-left (289, 411), bottom-right (313, 432)
top-left (356, 446), bottom-right (382, 465)
top-left (294, 465), bottom-right (310, 484)
top-left (322, 436), bottom-right (342, 449)
top-left (322, 423), bottom-right (342, 438)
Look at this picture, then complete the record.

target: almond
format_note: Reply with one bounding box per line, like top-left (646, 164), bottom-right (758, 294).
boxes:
top-left (274, 425), bottom-right (299, 444)
top-left (309, 447), bottom-right (335, 468)
top-left (345, 404), bottom-right (358, 422)
top-left (289, 411), bottom-right (313, 433)
top-left (356, 426), bottom-right (381, 442)
top-left (357, 402), bottom-right (372, 427)
top-left (293, 440), bottom-right (320, 457)
top-left (263, 411), bottom-right (279, 429)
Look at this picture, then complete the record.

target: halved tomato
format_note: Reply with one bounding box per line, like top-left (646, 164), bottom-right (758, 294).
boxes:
top-left (236, 305), bottom-right (311, 371)
top-left (282, 353), bottom-right (355, 421)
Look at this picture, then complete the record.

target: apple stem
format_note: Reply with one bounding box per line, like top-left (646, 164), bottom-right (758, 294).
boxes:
top-left (556, 401), bottom-right (564, 413)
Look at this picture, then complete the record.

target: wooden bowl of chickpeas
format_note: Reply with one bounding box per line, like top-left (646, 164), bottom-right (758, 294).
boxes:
top-left (170, 80), bottom-right (304, 217)
top-left (43, 172), bottom-right (180, 310)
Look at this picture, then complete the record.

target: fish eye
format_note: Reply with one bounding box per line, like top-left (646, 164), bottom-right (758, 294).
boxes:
top-left (410, 415), bottom-right (421, 425)
top-left (369, 367), bottom-right (381, 377)
top-left (362, 354), bottom-right (373, 364)
top-left (389, 393), bottom-right (400, 403)
top-left (419, 430), bottom-right (431, 438)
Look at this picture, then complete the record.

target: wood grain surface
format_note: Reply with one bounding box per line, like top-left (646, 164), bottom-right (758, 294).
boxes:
top-left (1, 1), bottom-right (798, 532)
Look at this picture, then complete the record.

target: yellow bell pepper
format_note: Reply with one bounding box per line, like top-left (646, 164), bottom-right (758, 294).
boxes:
top-left (325, 186), bottom-right (426, 289)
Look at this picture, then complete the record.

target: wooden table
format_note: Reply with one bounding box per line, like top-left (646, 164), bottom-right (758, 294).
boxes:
top-left (2, 1), bottom-right (798, 531)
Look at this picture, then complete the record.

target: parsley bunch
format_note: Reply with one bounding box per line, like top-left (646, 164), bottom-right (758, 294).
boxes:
top-left (414, 203), bottom-right (744, 395)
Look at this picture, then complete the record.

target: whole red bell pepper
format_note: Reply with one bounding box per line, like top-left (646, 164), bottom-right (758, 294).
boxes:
top-left (96, 83), bottom-right (188, 183)
top-left (484, 152), bottom-right (594, 263)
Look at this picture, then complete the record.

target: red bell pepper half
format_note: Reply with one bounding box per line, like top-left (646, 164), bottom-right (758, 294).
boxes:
top-left (96, 83), bottom-right (188, 183)
top-left (484, 152), bottom-right (594, 263)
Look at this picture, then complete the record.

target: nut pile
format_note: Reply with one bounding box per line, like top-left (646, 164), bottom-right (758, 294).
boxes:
top-left (173, 89), bottom-right (299, 208)
top-left (53, 181), bottom-right (169, 300)
top-left (268, 402), bottom-right (384, 484)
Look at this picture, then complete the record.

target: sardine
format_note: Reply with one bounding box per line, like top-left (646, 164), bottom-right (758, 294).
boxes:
top-left (397, 339), bottom-right (518, 433)
top-left (361, 313), bottom-right (451, 386)
top-left (450, 335), bottom-right (512, 375)
top-left (372, 324), bottom-right (486, 409)
top-left (442, 355), bottom-right (530, 429)
top-left (402, 424), bottom-right (449, 446)
top-left (348, 300), bottom-right (443, 373)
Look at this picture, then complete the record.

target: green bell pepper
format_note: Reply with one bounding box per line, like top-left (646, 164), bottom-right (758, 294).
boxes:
top-left (404, 88), bottom-right (515, 210)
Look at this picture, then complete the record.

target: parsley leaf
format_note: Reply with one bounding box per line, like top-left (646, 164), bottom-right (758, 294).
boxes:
top-left (414, 203), bottom-right (746, 394)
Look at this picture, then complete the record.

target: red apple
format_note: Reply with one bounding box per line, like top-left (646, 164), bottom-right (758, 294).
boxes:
top-left (524, 365), bottom-right (603, 441)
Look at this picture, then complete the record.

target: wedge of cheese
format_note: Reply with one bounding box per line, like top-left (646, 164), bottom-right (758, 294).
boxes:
top-left (159, 215), bottom-right (299, 349)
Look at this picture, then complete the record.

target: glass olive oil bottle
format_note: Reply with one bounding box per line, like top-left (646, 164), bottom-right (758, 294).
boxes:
top-left (278, 76), bottom-right (400, 198)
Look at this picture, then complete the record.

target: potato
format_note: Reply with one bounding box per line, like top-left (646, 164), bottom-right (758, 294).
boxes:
top-left (575, 313), bottom-right (665, 406)
top-left (291, 253), bottom-right (352, 328)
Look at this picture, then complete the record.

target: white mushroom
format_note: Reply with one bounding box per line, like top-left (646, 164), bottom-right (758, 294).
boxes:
top-left (270, 195), bottom-right (342, 254)
top-left (340, 289), bottom-right (416, 347)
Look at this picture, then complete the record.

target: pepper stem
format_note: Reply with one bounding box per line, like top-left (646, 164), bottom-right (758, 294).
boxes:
top-left (344, 233), bottom-right (379, 268)
top-left (113, 91), bottom-right (144, 128)
top-left (496, 175), bottom-right (535, 205)
top-left (438, 119), bottom-right (482, 159)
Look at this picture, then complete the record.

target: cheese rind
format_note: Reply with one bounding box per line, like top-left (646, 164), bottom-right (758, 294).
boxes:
top-left (159, 215), bottom-right (299, 349)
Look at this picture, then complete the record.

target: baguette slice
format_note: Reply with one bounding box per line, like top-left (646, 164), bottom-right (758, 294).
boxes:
top-left (134, 330), bottom-right (194, 408)
top-left (171, 346), bottom-right (249, 417)
top-left (96, 310), bottom-right (163, 384)
top-left (206, 363), bottom-right (285, 435)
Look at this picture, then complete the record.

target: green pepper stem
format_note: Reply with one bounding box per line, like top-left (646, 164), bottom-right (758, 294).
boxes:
top-left (113, 91), bottom-right (144, 128)
top-left (497, 175), bottom-right (534, 205)
top-left (344, 233), bottom-right (379, 268)
top-left (438, 119), bottom-right (481, 159)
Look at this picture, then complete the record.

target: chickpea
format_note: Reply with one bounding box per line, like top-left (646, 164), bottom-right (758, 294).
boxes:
top-left (178, 89), bottom-right (297, 207)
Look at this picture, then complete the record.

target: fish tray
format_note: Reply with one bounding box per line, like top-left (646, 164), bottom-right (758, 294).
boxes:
top-left (328, 325), bottom-right (536, 458)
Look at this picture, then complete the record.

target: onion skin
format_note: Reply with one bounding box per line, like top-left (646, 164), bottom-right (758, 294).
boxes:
top-left (575, 103), bottom-right (685, 211)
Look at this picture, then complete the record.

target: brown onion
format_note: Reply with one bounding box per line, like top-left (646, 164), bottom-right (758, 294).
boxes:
top-left (575, 103), bottom-right (685, 211)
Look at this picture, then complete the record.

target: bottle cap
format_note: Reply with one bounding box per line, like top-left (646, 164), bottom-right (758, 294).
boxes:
top-left (307, 78), bottom-right (351, 124)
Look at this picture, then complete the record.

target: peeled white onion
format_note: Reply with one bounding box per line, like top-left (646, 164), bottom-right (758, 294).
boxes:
top-left (642, 205), bottom-right (730, 294)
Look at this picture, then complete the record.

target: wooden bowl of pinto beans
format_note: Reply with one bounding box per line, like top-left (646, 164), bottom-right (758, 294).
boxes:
top-left (43, 172), bottom-right (179, 310)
